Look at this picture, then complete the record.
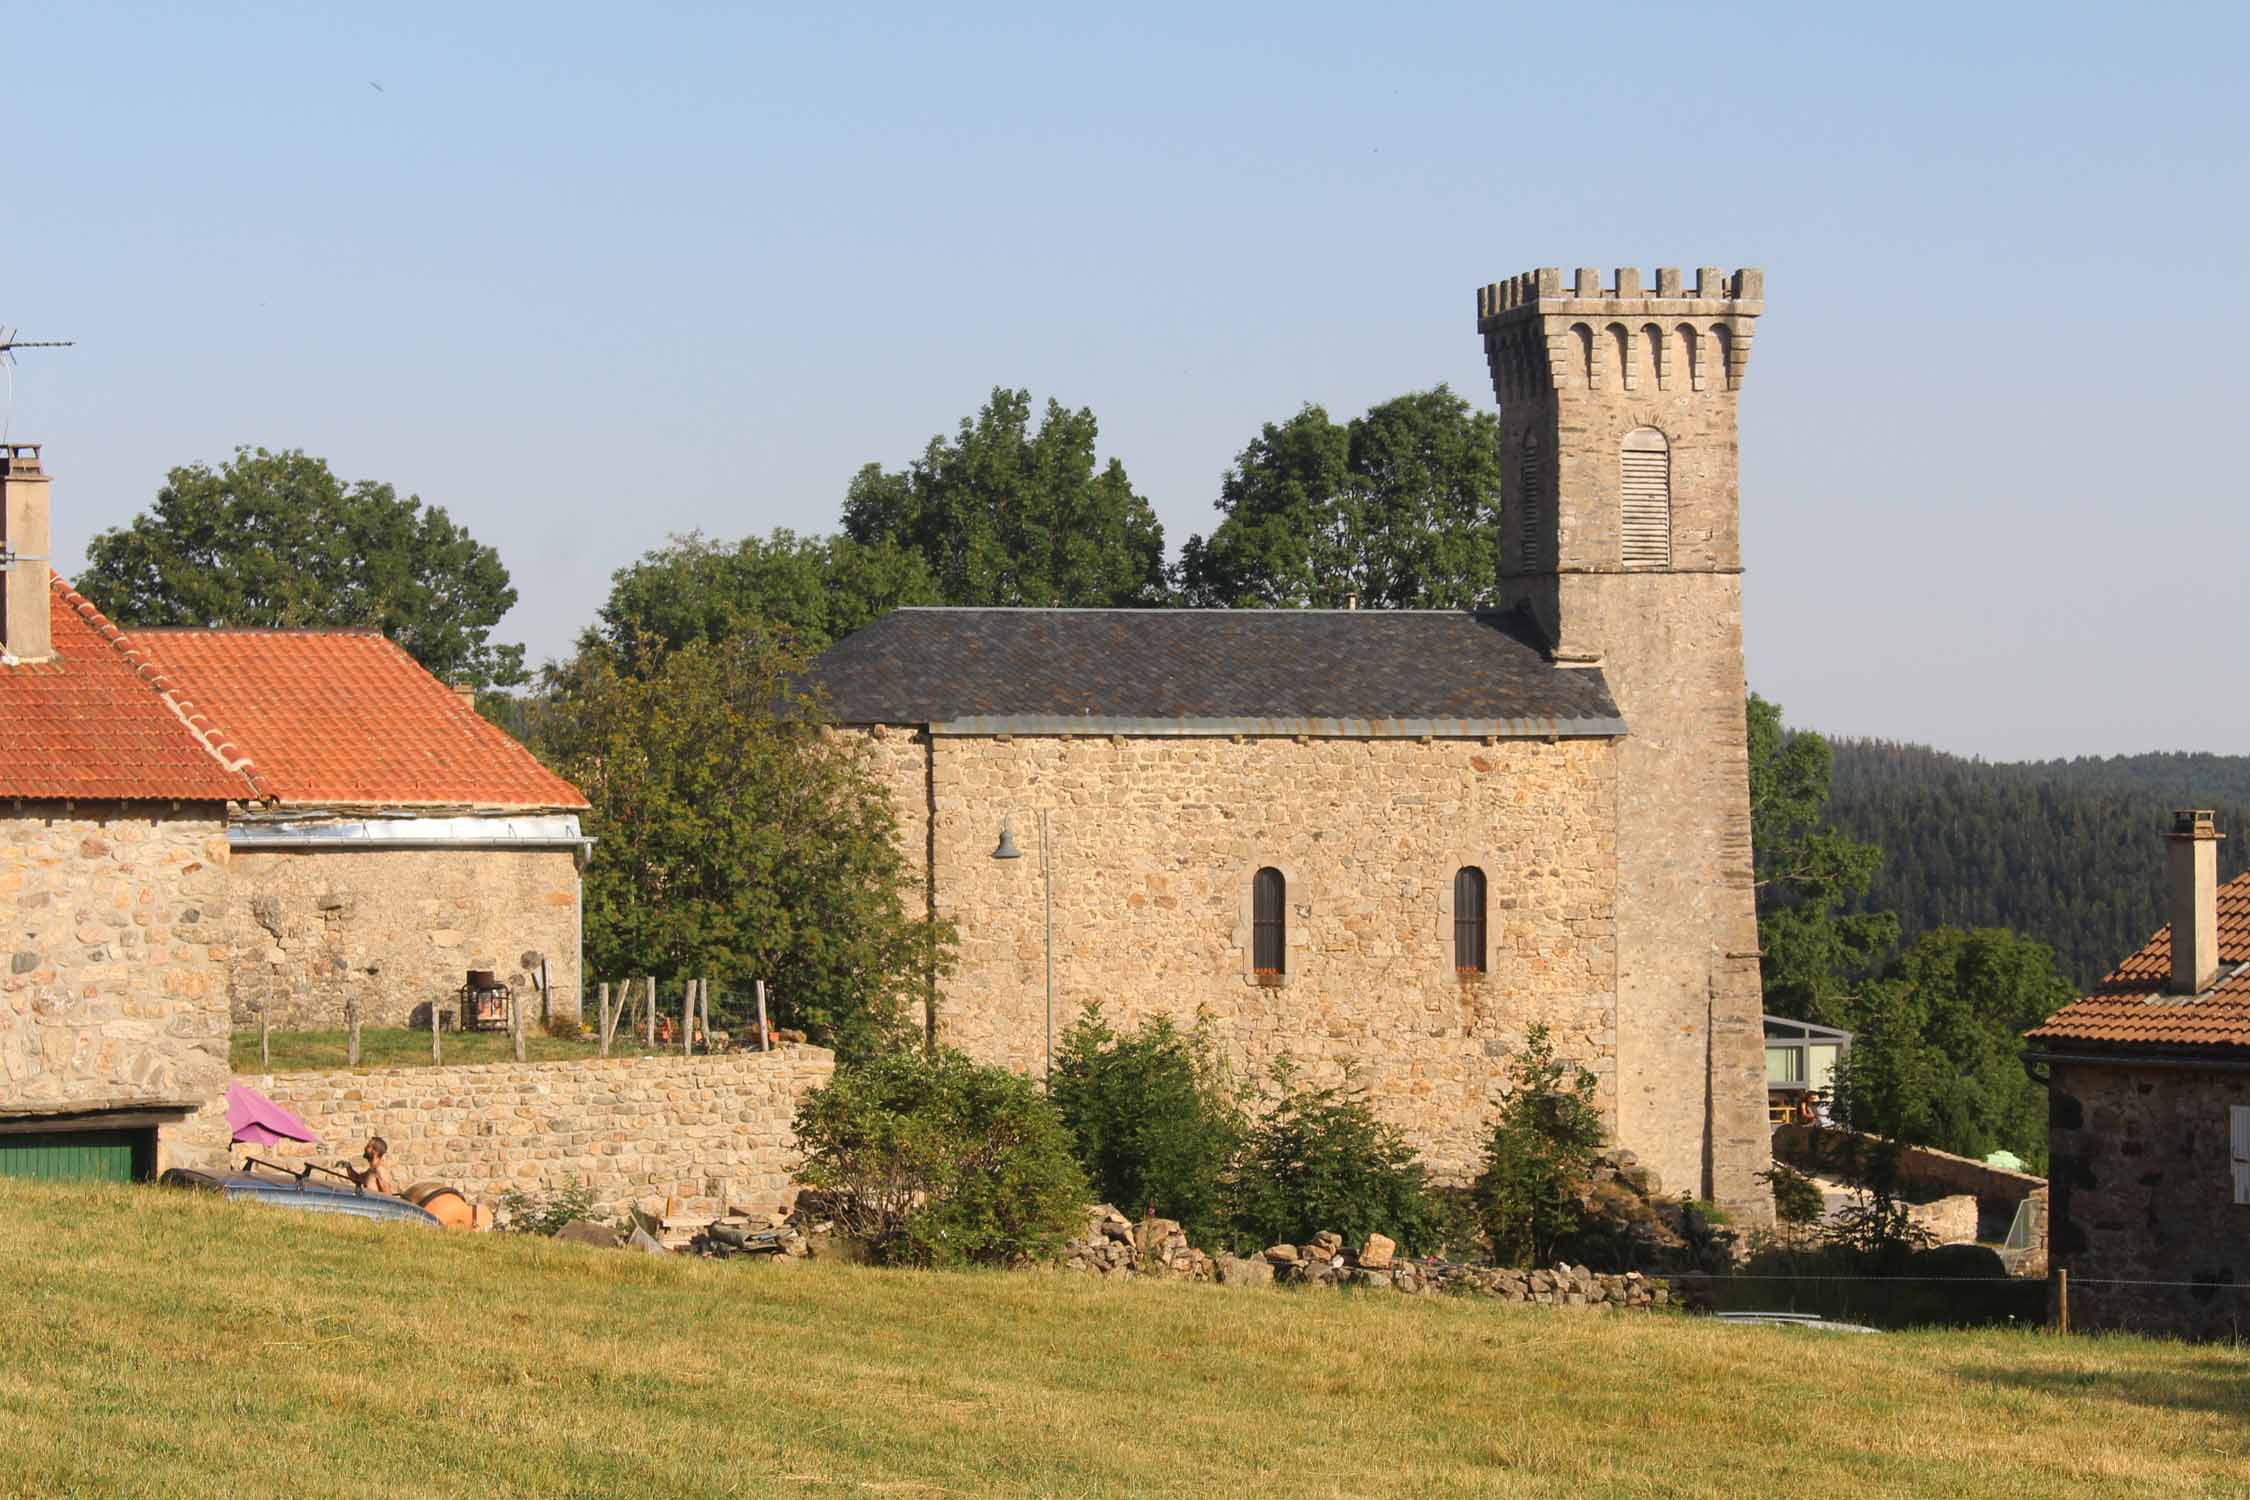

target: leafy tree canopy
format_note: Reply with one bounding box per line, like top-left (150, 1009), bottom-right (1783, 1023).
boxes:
top-left (843, 387), bottom-right (1166, 607)
top-left (543, 633), bottom-right (950, 1059)
top-left (589, 528), bottom-right (941, 663)
top-left (1177, 386), bottom-right (1503, 609)
top-left (1749, 693), bottom-right (1899, 1026)
top-left (82, 446), bottom-right (527, 688)
top-left (1834, 926), bottom-right (2071, 1170)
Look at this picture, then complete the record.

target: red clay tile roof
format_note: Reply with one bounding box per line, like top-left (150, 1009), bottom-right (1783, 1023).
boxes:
top-left (128, 627), bottom-right (586, 810)
top-left (0, 574), bottom-right (261, 802)
top-left (2026, 874), bottom-right (2250, 1050)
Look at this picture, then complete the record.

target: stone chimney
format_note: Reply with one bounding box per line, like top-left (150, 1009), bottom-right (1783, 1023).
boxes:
top-left (0, 443), bottom-right (53, 664)
top-left (451, 681), bottom-right (477, 709)
top-left (2166, 809), bottom-right (2223, 995)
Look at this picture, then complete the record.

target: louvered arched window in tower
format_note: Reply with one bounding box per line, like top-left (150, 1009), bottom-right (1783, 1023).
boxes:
top-left (1620, 427), bottom-right (1671, 569)
top-left (1453, 866), bottom-right (1487, 974)
top-left (1252, 867), bottom-right (1286, 975)
top-left (1518, 432), bottom-right (1543, 569)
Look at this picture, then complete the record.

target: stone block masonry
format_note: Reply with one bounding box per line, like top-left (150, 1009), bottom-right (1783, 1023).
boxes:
top-left (866, 728), bottom-right (1619, 1182)
top-left (0, 807), bottom-right (234, 1167)
top-left (228, 846), bottom-right (582, 1030)
top-left (227, 1048), bottom-right (834, 1221)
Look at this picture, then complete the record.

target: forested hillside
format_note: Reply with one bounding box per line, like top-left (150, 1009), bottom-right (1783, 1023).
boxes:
top-left (1825, 741), bottom-right (2250, 989)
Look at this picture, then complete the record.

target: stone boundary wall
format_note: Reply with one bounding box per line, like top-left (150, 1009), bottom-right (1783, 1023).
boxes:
top-left (227, 1048), bottom-right (832, 1219)
top-left (1774, 1124), bottom-right (2046, 1239)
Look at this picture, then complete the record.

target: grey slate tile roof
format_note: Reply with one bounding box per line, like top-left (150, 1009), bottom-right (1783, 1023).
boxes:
top-left (806, 608), bottom-right (1625, 738)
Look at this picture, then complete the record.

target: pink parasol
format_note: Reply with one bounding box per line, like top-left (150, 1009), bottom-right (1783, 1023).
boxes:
top-left (226, 1081), bottom-right (318, 1147)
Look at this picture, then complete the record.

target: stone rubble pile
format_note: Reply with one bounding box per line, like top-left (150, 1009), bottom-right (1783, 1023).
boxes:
top-left (1060, 1206), bottom-right (1671, 1310)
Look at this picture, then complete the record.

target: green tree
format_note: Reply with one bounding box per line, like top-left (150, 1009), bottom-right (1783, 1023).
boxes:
top-left (590, 529), bottom-right (941, 664)
top-left (1177, 386), bottom-right (1503, 608)
top-left (82, 446), bottom-right (527, 687)
top-left (1470, 1025), bottom-right (1607, 1266)
top-left (843, 388), bottom-right (1166, 607)
top-left (792, 1048), bottom-right (1088, 1268)
top-left (545, 634), bottom-right (950, 1058)
top-left (1834, 926), bottom-right (2069, 1169)
top-left (1749, 693), bottom-right (1899, 1025)
top-left (1225, 1060), bottom-right (1440, 1253)
top-left (1051, 1006), bottom-right (1245, 1247)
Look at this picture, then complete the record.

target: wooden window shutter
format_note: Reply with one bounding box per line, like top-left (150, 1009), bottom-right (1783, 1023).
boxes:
top-left (1253, 867), bottom-right (1286, 974)
top-left (1453, 867), bottom-right (1487, 973)
top-left (1620, 427), bottom-right (1671, 568)
top-left (2232, 1105), bottom-right (2250, 1206)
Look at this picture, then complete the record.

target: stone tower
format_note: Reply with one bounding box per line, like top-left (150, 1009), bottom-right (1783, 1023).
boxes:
top-left (1474, 266), bottom-right (1770, 1217)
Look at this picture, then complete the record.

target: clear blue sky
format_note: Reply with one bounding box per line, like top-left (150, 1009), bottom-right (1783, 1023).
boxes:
top-left (7, 2), bottom-right (2244, 758)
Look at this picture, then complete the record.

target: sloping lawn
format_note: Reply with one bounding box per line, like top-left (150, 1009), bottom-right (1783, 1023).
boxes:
top-left (3, 1179), bottom-right (2244, 1499)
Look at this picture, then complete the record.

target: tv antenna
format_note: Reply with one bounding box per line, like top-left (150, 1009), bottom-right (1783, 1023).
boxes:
top-left (0, 328), bottom-right (76, 442)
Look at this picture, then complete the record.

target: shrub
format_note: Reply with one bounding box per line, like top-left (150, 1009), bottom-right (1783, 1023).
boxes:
top-left (1225, 1059), bottom-right (1441, 1253)
top-left (1759, 1161), bottom-right (1826, 1247)
top-left (1051, 1005), bottom-right (1245, 1246)
top-left (1470, 1025), bottom-right (1605, 1265)
top-left (497, 1180), bottom-right (602, 1236)
top-left (792, 1048), bottom-right (1088, 1268)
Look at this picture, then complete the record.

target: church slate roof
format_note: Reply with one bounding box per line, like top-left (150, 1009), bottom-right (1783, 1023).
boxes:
top-left (806, 608), bottom-right (1626, 738)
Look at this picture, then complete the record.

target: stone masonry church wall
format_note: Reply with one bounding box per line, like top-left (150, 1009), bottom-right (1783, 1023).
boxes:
top-left (227, 847), bottom-right (582, 1031)
top-left (863, 728), bottom-right (1619, 1181)
top-left (0, 807), bottom-right (234, 1168)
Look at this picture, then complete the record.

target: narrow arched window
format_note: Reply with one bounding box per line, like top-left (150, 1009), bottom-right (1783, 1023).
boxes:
top-left (1620, 426), bottom-right (1671, 568)
top-left (1252, 867), bottom-right (1286, 974)
top-left (1518, 432), bottom-right (1543, 569)
top-left (1453, 867), bottom-right (1487, 973)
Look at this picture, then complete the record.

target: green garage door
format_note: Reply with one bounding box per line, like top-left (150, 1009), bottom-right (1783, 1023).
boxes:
top-left (0, 1129), bottom-right (155, 1183)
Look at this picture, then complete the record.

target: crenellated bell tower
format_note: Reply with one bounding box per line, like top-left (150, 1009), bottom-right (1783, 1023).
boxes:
top-left (1475, 265), bottom-right (1771, 1218)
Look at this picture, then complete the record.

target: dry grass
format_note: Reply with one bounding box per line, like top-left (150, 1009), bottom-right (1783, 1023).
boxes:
top-left (3, 1178), bottom-right (2245, 1499)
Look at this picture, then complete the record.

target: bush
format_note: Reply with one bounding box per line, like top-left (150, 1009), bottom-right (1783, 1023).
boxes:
top-left (1225, 1059), bottom-right (1441, 1253)
top-left (1470, 1025), bottom-right (1605, 1265)
top-left (1051, 1006), bottom-right (1244, 1246)
top-left (496, 1180), bottom-right (602, 1236)
top-left (792, 1048), bottom-right (1088, 1268)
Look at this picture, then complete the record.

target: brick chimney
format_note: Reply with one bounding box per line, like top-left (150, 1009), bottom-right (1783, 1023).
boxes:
top-left (0, 443), bottom-right (53, 664)
top-left (2166, 809), bottom-right (2223, 995)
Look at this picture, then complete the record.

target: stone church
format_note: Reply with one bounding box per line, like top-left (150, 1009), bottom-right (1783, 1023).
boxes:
top-left (810, 265), bottom-right (1771, 1216)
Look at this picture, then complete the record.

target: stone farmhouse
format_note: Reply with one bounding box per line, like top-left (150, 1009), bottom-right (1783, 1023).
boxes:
top-left (0, 442), bottom-right (587, 1180)
top-left (2028, 810), bottom-right (2250, 1340)
top-left (810, 265), bottom-right (1773, 1216)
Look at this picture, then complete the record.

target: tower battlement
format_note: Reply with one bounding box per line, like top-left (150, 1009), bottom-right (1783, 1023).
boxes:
top-left (1477, 266), bottom-right (1763, 324)
top-left (1479, 266), bottom-right (1764, 402)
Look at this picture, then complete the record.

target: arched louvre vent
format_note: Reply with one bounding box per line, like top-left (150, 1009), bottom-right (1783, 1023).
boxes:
top-left (1620, 427), bottom-right (1670, 568)
top-left (1518, 436), bottom-right (1543, 568)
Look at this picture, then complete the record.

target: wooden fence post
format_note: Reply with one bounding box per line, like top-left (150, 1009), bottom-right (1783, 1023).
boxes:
top-left (645, 977), bottom-right (655, 1048)
top-left (511, 980), bottom-right (527, 1063)
top-left (597, 982), bottom-right (613, 1059)
top-left (346, 997), bottom-right (361, 1068)
top-left (701, 976), bottom-right (712, 1051)
top-left (540, 956), bottom-right (553, 1029)
top-left (2056, 1266), bottom-right (2070, 1335)
top-left (682, 979), bottom-right (696, 1058)
top-left (431, 993), bottom-right (442, 1065)
top-left (756, 980), bottom-right (770, 1053)
top-left (258, 1004), bottom-right (270, 1071)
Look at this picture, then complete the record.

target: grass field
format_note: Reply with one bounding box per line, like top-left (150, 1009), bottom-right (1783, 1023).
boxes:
top-left (232, 1027), bottom-right (656, 1073)
top-left (4, 1180), bottom-right (2245, 1498)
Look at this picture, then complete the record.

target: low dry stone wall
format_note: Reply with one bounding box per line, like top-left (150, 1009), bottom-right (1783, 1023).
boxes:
top-left (1061, 1206), bottom-right (1671, 1309)
top-left (234, 1048), bottom-right (832, 1220)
